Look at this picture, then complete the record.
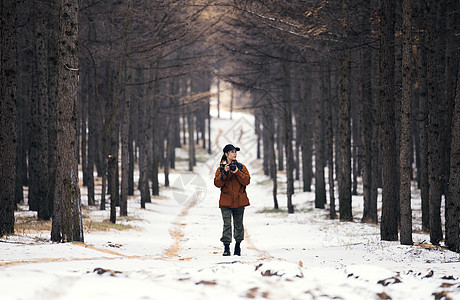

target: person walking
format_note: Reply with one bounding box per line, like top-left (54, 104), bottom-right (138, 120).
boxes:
top-left (214, 144), bottom-right (250, 256)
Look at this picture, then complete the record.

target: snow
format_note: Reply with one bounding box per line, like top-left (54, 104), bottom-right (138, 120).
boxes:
top-left (1, 110), bottom-right (460, 300)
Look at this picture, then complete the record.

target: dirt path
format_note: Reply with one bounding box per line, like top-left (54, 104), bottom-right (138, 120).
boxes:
top-left (161, 198), bottom-right (197, 261)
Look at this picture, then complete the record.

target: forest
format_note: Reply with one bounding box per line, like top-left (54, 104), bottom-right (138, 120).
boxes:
top-left (1, 0), bottom-right (459, 254)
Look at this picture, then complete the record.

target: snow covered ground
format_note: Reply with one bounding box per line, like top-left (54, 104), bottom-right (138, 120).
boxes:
top-left (1, 111), bottom-right (460, 300)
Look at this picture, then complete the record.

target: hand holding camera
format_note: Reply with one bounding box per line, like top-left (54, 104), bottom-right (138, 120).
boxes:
top-left (222, 160), bottom-right (239, 174)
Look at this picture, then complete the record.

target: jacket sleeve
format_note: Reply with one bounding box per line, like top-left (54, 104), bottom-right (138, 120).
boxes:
top-left (235, 164), bottom-right (250, 186)
top-left (214, 165), bottom-right (230, 188)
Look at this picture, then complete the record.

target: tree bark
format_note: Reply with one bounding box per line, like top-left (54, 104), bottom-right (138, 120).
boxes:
top-left (314, 66), bottom-right (326, 209)
top-left (444, 0), bottom-right (459, 252)
top-left (415, 0), bottom-right (429, 231)
top-left (379, 0), bottom-right (399, 241)
top-left (264, 99), bottom-right (278, 209)
top-left (0, 0), bottom-right (18, 236)
top-left (51, 0), bottom-right (83, 242)
top-left (150, 72), bottom-right (160, 196)
top-left (324, 63), bottom-right (336, 219)
top-left (300, 70), bottom-right (313, 192)
top-left (120, 66), bottom-right (131, 216)
top-left (446, 61), bottom-right (460, 252)
top-left (109, 155), bottom-right (117, 223)
top-left (426, 0), bottom-right (443, 245)
top-left (360, 29), bottom-right (378, 224)
top-left (400, 0), bottom-right (413, 245)
top-left (29, 2), bottom-right (50, 217)
top-left (138, 70), bottom-right (150, 209)
top-left (339, 49), bottom-right (352, 221)
top-left (282, 53), bottom-right (294, 214)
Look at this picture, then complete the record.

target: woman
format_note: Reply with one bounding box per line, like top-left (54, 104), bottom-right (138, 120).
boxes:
top-left (214, 144), bottom-right (250, 256)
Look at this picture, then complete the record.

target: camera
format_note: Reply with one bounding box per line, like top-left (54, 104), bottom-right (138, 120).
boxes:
top-left (229, 162), bottom-right (237, 171)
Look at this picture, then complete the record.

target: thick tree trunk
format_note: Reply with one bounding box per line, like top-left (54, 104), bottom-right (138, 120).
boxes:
top-left (29, 2), bottom-right (50, 217)
top-left (415, 0), bottom-right (429, 231)
top-left (446, 61), bottom-right (460, 252)
top-left (379, 0), bottom-right (399, 241)
top-left (338, 50), bottom-right (352, 221)
top-left (426, 0), bottom-right (443, 245)
top-left (360, 36), bottom-right (378, 224)
top-left (0, 0), bottom-right (18, 236)
top-left (400, 0), bottom-right (413, 246)
top-left (51, 0), bottom-right (83, 242)
top-left (444, 0), bottom-right (459, 252)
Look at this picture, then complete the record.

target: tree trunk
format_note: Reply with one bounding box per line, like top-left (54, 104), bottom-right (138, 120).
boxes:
top-left (446, 61), bottom-right (460, 252)
top-left (444, 0), bottom-right (458, 252)
top-left (339, 49), bottom-right (352, 221)
top-left (151, 76), bottom-right (160, 196)
top-left (324, 63), bottom-right (336, 219)
top-left (360, 30), bottom-right (378, 223)
top-left (188, 103), bottom-right (196, 172)
top-left (81, 78), bottom-right (88, 188)
top-left (128, 98), bottom-right (135, 196)
top-left (282, 53), bottom-right (294, 214)
top-left (300, 71), bottom-right (313, 192)
top-left (379, 0), bottom-right (399, 241)
top-left (29, 2), bottom-right (50, 216)
top-left (426, 0), bottom-right (443, 245)
top-left (138, 95), bottom-right (150, 208)
top-left (109, 155), bottom-right (117, 223)
top-left (87, 63), bottom-right (96, 206)
top-left (264, 100), bottom-right (278, 209)
top-left (277, 113), bottom-right (285, 172)
top-left (415, 0), bottom-right (429, 231)
top-left (51, 0), bottom-right (83, 242)
top-left (120, 65), bottom-right (131, 216)
top-left (0, 0), bottom-right (18, 236)
top-left (314, 66), bottom-right (326, 209)
top-left (400, 0), bottom-right (413, 246)
top-left (47, 0), bottom-right (58, 217)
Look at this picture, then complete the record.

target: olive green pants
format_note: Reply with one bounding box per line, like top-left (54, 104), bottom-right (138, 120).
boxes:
top-left (220, 207), bottom-right (245, 244)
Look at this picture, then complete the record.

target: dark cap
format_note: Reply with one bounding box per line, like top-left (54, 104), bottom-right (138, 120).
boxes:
top-left (223, 144), bottom-right (240, 153)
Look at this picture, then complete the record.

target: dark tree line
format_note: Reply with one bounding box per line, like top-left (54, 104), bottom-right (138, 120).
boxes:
top-left (1, 0), bottom-right (83, 242)
top-left (1, 0), bottom-right (219, 240)
top-left (219, 0), bottom-right (460, 251)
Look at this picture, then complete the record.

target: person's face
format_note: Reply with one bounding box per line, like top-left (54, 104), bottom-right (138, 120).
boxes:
top-left (226, 149), bottom-right (237, 161)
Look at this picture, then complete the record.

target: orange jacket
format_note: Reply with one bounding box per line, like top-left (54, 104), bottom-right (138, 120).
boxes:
top-left (214, 161), bottom-right (250, 208)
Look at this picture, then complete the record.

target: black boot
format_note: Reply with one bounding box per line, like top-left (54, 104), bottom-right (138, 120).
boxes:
top-left (223, 243), bottom-right (231, 256)
top-left (234, 242), bottom-right (241, 256)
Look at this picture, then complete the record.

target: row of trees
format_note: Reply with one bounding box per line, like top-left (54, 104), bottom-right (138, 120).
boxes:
top-left (0, 0), bottom-right (221, 241)
top-left (219, 0), bottom-right (460, 252)
top-left (1, 0), bottom-right (83, 241)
